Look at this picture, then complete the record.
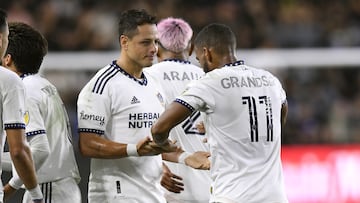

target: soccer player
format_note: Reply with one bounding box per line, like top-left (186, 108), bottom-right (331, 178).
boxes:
top-left (145, 17), bottom-right (211, 203)
top-left (1, 22), bottom-right (81, 203)
top-left (0, 9), bottom-right (43, 203)
top-left (151, 23), bottom-right (289, 203)
top-left (77, 9), bottom-right (181, 203)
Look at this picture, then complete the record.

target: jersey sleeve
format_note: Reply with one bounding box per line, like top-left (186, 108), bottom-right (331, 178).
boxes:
top-left (24, 96), bottom-right (46, 137)
top-left (77, 84), bottom-right (110, 135)
top-left (176, 78), bottom-right (215, 114)
top-left (2, 76), bottom-right (26, 129)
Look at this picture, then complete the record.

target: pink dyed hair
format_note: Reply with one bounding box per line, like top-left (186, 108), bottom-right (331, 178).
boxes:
top-left (157, 17), bottom-right (193, 53)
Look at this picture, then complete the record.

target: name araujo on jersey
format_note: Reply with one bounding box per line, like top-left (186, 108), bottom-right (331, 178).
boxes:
top-left (128, 112), bottom-right (160, 128)
top-left (163, 71), bottom-right (201, 81)
top-left (221, 75), bottom-right (275, 89)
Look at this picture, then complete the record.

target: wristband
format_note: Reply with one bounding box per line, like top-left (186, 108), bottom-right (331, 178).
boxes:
top-left (8, 178), bottom-right (22, 190)
top-left (178, 152), bottom-right (191, 165)
top-left (126, 144), bottom-right (139, 156)
top-left (28, 185), bottom-right (43, 200)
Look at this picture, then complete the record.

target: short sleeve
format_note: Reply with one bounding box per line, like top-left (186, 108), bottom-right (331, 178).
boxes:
top-left (77, 84), bottom-right (110, 135)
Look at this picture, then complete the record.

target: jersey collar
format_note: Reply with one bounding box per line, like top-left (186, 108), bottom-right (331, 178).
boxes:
top-left (224, 60), bottom-right (245, 67)
top-left (111, 60), bottom-right (148, 86)
top-left (163, 58), bottom-right (191, 64)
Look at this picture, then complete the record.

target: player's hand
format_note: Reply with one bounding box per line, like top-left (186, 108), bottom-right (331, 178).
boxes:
top-left (3, 184), bottom-right (17, 201)
top-left (137, 136), bottom-right (163, 156)
top-left (161, 163), bottom-right (184, 193)
top-left (185, 151), bottom-right (211, 170)
top-left (196, 121), bottom-right (206, 134)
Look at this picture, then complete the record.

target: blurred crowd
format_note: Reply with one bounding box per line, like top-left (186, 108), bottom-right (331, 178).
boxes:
top-left (3, 0), bottom-right (360, 50)
top-left (2, 0), bottom-right (360, 144)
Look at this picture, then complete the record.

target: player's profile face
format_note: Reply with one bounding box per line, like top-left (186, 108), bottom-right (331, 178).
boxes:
top-left (0, 23), bottom-right (9, 59)
top-left (126, 24), bottom-right (158, 68)
top-left (194, 45), bottom-right (210, 73)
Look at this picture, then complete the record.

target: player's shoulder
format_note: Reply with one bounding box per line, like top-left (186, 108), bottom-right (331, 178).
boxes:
top-left (0, 66), bottom-right (24, 89)
top-left (80, 61), bottom-right (120, 96)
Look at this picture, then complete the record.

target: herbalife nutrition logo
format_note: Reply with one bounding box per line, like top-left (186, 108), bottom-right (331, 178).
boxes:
top-left (131, 96), bottom-right (140, 104)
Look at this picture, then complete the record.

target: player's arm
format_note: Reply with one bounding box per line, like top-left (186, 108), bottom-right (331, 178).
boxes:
top-left (5, 134), bottom-right (50, 194)
top-left (152, 101), bottom-right (192, 145)
top-left (281, 99), bottom-right (288, 128)
top-left (5, 129), bottom-right (43, 202)
top-left (79, 132), bottom-right (175, 158)
top-left (162, 150), bottom-right (210, 170)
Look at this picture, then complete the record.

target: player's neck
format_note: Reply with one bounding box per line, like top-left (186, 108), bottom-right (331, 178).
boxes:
top-left (219, 54), bottom-right (237, 67)
top-left (160, 52), bottom-right (188, 62)
top-left (116, 59), bottom-right (143, 79)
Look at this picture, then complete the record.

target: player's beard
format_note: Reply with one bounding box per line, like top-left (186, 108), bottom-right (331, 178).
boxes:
top-left (203, 60), bottom-right (210, 73)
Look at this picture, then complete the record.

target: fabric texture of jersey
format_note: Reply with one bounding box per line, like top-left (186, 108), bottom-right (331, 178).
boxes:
top-left (145, 59), bottom-right (211, 202)
top-left (22, 177), bottom-right (81, 203)
top-left (176, 61), bottom-right (288, 203)
top-left (77, 61), bottom-right (166, 203)
top-left (0, 66), bottom-right (26, 200)
top-left (20, 74), bottom-right (80, 184)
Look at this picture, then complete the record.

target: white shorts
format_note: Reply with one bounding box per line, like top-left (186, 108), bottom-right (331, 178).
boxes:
top-left (210, 196), bottom-right (237, 203)
top-left (22, 177), bottom-right (81, 203)
top-left (165, 193), bottom-right (209, 203)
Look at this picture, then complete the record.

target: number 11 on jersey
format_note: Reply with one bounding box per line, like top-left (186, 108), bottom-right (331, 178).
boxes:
top-left (242, 96), bottom-right (273, 142)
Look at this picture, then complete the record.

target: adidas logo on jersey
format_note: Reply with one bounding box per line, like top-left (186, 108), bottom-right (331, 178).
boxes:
top-left (131, 96), bottom-right (140, 104)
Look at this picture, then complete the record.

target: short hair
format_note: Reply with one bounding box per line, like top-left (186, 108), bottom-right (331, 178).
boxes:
top-left (157, 17), bottom-right (193, 53)
top-left (0, 8), bottom-right (7, 32)
top-left (6, 22), bottom-right (48, 74)
top-left (194, 23), bottom-right (236, 55)
top-left (118, 9), bottom-right (157, 39)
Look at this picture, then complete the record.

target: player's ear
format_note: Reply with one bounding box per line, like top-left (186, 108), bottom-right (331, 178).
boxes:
top-left (188, 42), bottom-right (194, 56)
top-left (120, 34), bottom-right (129, 50)
top-left (204, 47), bottom-right (212, 63)
top-left (2, 53), bottom-right (12, 67)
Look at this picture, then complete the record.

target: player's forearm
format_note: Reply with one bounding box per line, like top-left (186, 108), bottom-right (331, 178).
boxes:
top-left (152, 102), bottom-right (192, 145)
top-left (10, 145), bottom-right (38, 190)
top-left (79, 132), bottom-right (128, 158)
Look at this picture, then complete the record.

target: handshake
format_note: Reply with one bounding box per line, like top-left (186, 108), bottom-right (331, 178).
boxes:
top-left (130, 136), bottom-right (210, 170)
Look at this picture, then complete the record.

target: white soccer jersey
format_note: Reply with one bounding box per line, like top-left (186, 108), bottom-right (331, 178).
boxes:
top-left (22, 74), bottom-right (80, 180)
top-left (77, 61), bottom-right (166, 203)
top-left (0, 66), bottom-right (26, 200)
top-left (177, 61), bottom-right (288, 203)
top-left (145, 59), bottom-right (211, 202)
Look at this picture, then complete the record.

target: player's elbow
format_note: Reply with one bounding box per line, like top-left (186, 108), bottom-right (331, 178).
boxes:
top-left (9, 145), bottom-right (29, 161)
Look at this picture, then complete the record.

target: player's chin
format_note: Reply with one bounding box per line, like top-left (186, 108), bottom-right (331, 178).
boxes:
top-left (143, 57), bottom-right (155, 67)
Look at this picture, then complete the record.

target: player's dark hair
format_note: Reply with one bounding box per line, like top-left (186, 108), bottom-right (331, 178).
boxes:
top-left (6, 22), bottom-right (48, 74)
top-left (0, 9), bottom-right (7, 33)
top-left (118, 9), bottom-right (157, 39)
top-left (194, 23), bottom-right (236, 55)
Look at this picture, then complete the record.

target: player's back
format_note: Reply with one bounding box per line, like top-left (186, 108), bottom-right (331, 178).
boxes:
top-left (22, 74), bottom-right (80, 183)
top-left (186, 61), bottom-right (288, 202)
top-left (146, 60), bottom-right (211, 202)
top-left (145, 59), bottom-right (204, 103)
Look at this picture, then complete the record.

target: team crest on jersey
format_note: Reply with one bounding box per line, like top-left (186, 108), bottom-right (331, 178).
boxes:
top-left (24, 111), bottom-right (30, 126)
top-left (156, 92), bottom-right (165, 107)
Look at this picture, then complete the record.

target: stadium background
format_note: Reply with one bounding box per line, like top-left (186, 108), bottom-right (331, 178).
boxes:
top-left (2, 0), bottom-right (360, 202)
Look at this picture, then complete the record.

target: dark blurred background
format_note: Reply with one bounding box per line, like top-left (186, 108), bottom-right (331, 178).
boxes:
top-left (1, 0), bottom-right (360, 202)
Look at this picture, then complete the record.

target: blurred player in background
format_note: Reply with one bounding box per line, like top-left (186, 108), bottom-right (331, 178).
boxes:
top-left (2, 22), bottom-right (81, 203)
top-left (151, 23), bottom-right (289, 203)
top-left (145, 17), bottom-right (211, 203)
top-left (0, 9), bottom-right (43, 203)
